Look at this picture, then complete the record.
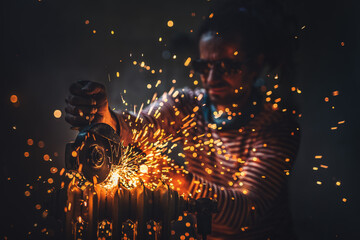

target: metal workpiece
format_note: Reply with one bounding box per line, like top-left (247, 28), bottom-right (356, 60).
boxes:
top-left (65, 180), bottom-right (217, 240)
top-left (65, 181), bottom-right (183, 239)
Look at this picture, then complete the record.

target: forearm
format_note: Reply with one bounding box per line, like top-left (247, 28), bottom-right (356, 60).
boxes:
top-left (111, 88), bottom-right (198, 146)
top-left (188, 174), bottom-right (264, 233)
top-left (186, 119), bottom-right (301, 233)
top-left (106, 108), bottom-right (120, 133)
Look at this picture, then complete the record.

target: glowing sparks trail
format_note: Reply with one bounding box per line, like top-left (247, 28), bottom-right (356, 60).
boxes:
top-left (6, 7), bottom-right (354, 239)
top-left (96, 106), bottom-right (198, 191)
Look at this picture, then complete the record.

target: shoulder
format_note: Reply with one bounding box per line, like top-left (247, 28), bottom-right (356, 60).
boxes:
top-left (256, 103), bottom-right (299, 129)
top-left (172, 87), bottom-right (205, 100)
top-left (250, 103), bottom-right (301, 144)
top-left (165, 87), bottom-right (206, 106)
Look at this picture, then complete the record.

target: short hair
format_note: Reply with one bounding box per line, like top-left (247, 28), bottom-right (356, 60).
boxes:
top-left (197, 0), bottom-right (298, 70)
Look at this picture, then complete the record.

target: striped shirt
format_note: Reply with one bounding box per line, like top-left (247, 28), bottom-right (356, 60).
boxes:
top-left (114, 87), bottom-right (300, 240)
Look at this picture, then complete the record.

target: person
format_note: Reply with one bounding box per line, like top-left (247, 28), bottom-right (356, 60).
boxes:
top-left (65, 0), bottom-right (300, 239)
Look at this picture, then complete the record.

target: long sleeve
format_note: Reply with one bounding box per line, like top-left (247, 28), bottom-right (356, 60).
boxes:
top-left (112, 88), bottom-right (202, 146)
top-left (188, 115), bottom-right (300, 235)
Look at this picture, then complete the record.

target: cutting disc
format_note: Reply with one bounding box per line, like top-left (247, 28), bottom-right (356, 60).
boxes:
top-left (75, 123), bottom-right (122, 183)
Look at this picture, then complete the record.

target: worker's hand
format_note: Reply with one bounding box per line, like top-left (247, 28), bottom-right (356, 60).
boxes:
top-left (170, 169), bottom-right (192, 196)
top-left (162, 161), bottom-right (193, 196)
top-left (65, 80), bottom-right (117, 130)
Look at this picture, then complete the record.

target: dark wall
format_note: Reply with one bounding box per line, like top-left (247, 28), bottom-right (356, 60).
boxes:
top-left (2, 0), bottom-right (359, 239)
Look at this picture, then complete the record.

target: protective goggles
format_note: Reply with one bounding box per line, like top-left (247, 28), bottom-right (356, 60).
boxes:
top-left (192, 58), bottom-right (248, 75)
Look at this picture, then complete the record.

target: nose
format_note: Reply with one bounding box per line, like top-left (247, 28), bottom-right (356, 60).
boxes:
top-left (206, 69), bottom-right (222, 86)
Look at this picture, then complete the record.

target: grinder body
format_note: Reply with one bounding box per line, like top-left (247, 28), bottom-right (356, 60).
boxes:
top-left (65, 123), bottom-right (122, 183)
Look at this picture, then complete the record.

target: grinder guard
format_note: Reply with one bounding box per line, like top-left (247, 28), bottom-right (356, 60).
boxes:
top-left (65, 123), bottom-right (122, 183)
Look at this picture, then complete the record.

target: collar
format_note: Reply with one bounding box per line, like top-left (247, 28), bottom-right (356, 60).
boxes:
top-left (201, 88), bottom-right (263, 131)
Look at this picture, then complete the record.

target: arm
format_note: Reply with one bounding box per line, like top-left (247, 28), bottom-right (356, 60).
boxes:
top-left (187, 118), bottom-right (300, 233)
top-left (65, 81), bottom-right (197, 139)
top-left (112, 88), bottom-right (201, 146)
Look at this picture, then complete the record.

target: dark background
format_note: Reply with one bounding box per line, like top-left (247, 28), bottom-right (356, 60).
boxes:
top-left (2, 0), bottom-right (360, 239)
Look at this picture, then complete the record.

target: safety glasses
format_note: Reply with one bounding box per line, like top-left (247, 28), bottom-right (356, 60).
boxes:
top-left (192, 58), bottom-right (248, 75)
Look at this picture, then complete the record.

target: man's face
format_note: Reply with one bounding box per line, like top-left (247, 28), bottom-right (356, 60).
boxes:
top-left (198, 33), bottom-right (261, 106)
